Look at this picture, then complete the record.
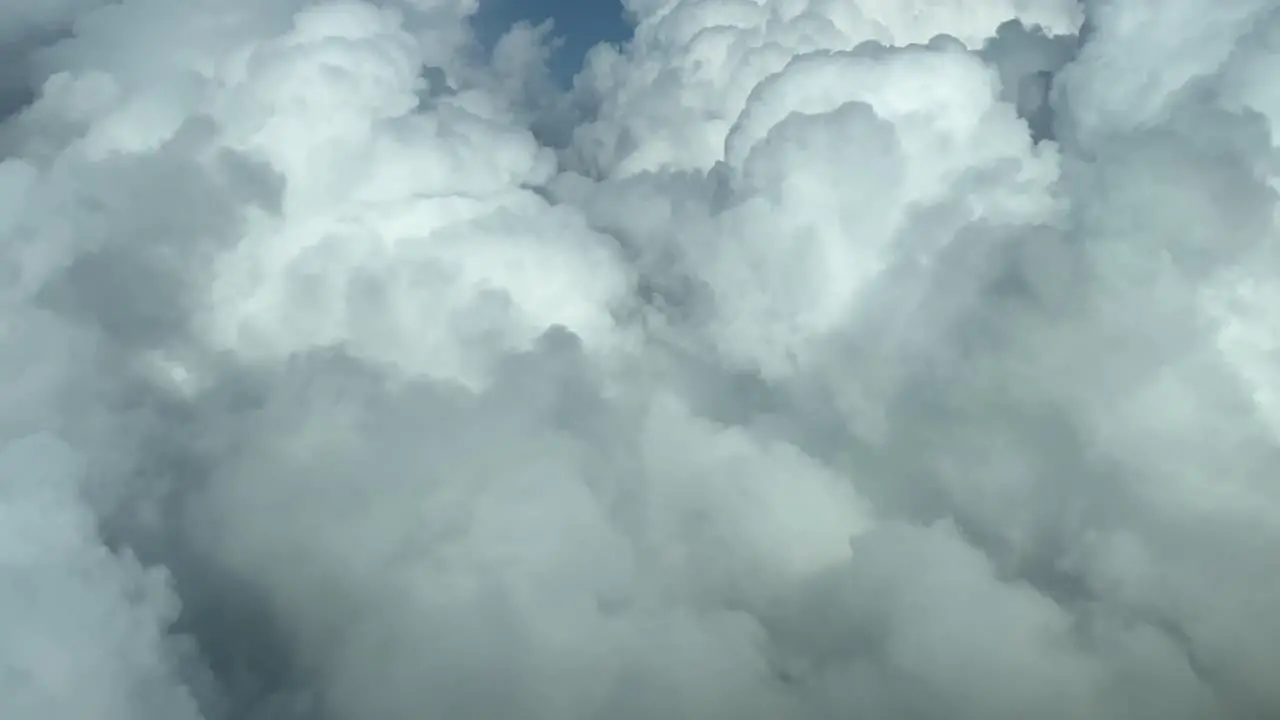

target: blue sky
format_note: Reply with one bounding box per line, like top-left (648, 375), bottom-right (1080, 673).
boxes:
top-left (473, 0), bottom-right (632, 83)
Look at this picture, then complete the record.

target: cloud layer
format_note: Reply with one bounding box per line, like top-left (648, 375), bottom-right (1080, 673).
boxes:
top-left (2, 0), bottom-right (1279, 718)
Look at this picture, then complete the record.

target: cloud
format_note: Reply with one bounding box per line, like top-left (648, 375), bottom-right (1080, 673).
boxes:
top-left (0, 434), bottom-right (204, 720)
top-left (1, 0), bottom-right (1278, 719)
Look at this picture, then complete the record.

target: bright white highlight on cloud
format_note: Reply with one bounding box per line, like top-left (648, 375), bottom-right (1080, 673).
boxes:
top-left (1, 0), bottom-right (1279, 718)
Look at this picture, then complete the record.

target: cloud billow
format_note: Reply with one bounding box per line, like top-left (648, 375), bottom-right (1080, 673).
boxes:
top-left (1, 0), bottom-right (1278, 718)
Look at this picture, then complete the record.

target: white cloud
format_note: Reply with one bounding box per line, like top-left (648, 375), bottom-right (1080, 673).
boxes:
top-left (2, 0), bottom-right (1279, 718)
top-left (0, 434), bottom-right (203, 720)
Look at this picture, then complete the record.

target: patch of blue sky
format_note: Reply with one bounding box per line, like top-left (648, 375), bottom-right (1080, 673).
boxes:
top-left (473, 0), bottom-right (632, 84)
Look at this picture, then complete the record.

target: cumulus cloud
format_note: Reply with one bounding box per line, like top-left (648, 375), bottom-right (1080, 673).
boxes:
top-left (1, 0), bottom-right (1279, 718)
